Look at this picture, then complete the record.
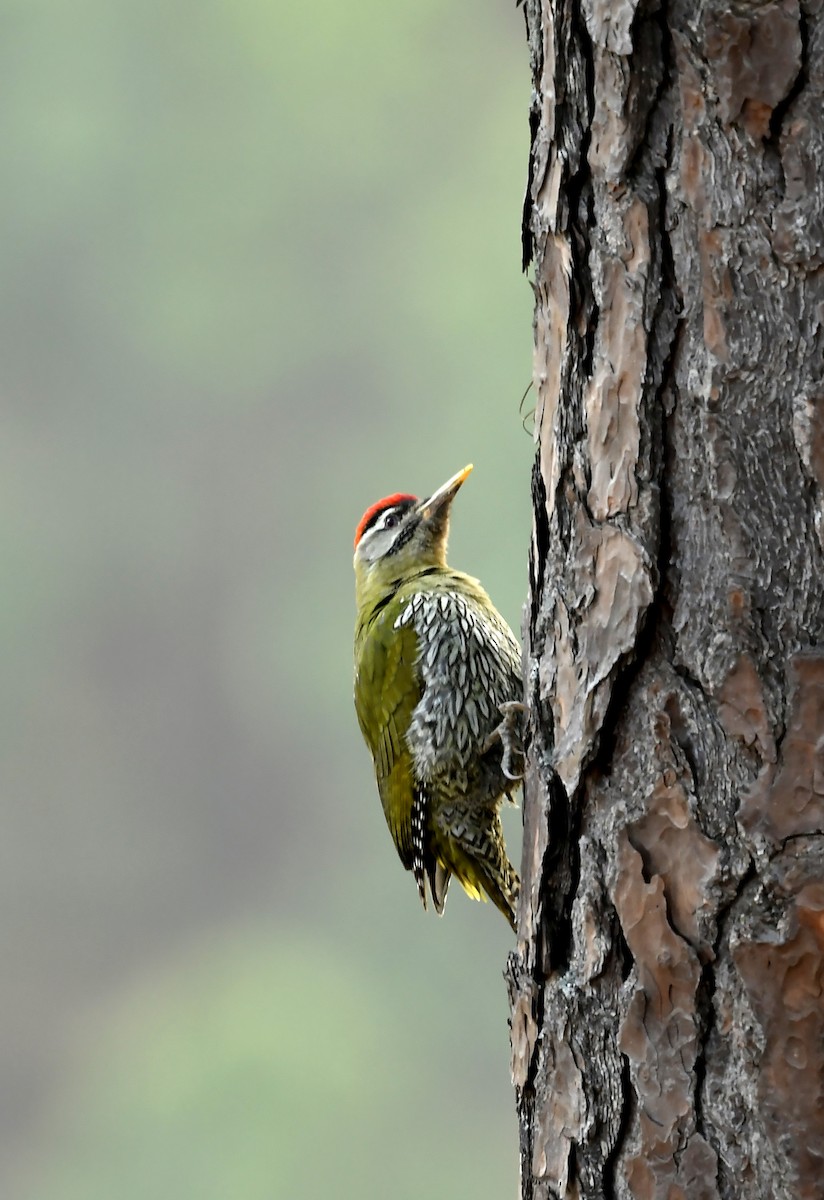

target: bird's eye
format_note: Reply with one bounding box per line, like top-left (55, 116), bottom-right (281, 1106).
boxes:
top-left (383, 512), bottom-right (398, 529)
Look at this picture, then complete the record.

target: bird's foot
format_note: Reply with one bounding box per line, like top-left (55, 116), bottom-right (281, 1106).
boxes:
top-left (483, 701), bottom-right (526, 780)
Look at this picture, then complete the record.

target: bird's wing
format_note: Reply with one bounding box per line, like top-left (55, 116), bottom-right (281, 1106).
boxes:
top-left (354, 615), bottom-right (421, 868)
top-left (401, 587), bottom-right (523, 772)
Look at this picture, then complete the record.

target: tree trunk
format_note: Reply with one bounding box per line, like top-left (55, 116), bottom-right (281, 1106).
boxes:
top-left (508, 1), bottom-right (824, 1197)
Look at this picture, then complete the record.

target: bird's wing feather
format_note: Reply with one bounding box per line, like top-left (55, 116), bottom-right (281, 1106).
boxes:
top-left (354, 614), bottom-right (421, 868)
top-left (403, 586), bottom-right (522, 775)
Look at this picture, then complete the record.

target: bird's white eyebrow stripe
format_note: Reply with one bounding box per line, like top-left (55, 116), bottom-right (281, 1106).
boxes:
top-left (363, 504), bottom-right (403, 537)
top-left (374, 507), bottom-right (398, 530)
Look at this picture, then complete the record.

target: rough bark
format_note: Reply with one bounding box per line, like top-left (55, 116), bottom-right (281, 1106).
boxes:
top-left (508, 1), bottom-right (824, 1197)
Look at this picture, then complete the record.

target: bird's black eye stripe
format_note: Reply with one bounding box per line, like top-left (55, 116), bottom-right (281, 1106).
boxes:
top-left (385, 514), bottom-right (419, 555)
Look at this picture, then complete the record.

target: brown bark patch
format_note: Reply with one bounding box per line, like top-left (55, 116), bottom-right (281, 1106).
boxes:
top-left (629, 765), bottom-right (721, 960)
top-left (541, 513), bottom-right (653, 794)
top-left (739, 654), bottom-right (824, 843)
top-left (680, 133), bottom-right (708, 212)
top-left (612, 836), bottom-right (720, 1198)
top-left (698, 229), bottom-right (731, 362)
top-left (586, 197), bottom-right (650, 520)
top-left (733, 874), bottom-right (824, 1199)
top-left (718, 653), bottom-right (778, 764)
top-left (510, 978), bottom-right (539, 1093)
top-left (705, 2), bottom-right (802, 130)
top-left (531, 1034), bottom-right (584, 1191)
top-left (534, 236), bottom-right (571, 514)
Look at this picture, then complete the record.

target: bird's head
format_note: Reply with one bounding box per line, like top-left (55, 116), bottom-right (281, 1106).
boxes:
top-left (353, 464), bottom-right (473, 598)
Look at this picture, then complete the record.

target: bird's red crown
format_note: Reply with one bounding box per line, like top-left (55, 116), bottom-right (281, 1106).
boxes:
top-left (354, 493), bottom-right (417, 549)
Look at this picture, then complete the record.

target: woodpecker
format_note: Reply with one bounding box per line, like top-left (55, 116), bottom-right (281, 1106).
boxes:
top-left (353, 464), bottom-right (523, 930)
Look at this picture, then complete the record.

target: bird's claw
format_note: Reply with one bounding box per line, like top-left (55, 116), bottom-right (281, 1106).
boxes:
top-left (483, 701), bottom-right (526, 780)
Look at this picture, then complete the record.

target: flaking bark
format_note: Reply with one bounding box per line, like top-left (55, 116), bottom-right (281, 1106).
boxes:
top-left (508, 1), bottom-right (824, 1197)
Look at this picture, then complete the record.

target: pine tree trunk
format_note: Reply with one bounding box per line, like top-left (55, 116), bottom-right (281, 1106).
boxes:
top-left (509, 1), bottom-right (824, 1197)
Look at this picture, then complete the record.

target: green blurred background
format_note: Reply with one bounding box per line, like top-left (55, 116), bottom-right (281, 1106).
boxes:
top-left (2, 2), bottom-right (533, 1196)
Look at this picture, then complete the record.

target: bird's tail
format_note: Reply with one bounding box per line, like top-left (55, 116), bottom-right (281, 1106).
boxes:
top-left (478, 856), bottom-right (519, 932)
top-left (435, 805), bottom-right (520, 931)
top-left (426, 860), bottom-right (451, 915)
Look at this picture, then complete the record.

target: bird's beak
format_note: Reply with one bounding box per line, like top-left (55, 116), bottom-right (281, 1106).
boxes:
top-left (418, 464), bottom-right (473, 522)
